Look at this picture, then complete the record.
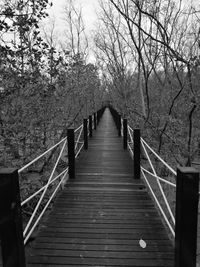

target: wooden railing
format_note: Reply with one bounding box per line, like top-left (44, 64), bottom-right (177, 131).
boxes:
top-left (0, 106), bottom-right (106, 267)
top-left (109, 105), bottom-right (199, 267)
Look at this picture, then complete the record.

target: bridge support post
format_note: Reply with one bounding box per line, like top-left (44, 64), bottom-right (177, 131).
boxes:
top-left (118, 115), bottom-right (121, 137)
top-left (134, 129), bottom-right (140, 179)
top-left (83, 119), bottom-right (88, 150)
top-left (89, 115), bottom-right (93, 138)
top-left (123, 119), bottom-right (127, 149)
top-left (67, 129), bottom-right (75, 179)
top-left (175, 167), bottom-right (199, 267)
top-left (0, 169), bottom-right (26, 267)
top-left (94, 113), bottom-right (97, 130)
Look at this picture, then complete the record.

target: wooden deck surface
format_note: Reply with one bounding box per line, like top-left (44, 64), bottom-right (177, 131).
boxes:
top-left (27, 108), bottom-right (174, 266)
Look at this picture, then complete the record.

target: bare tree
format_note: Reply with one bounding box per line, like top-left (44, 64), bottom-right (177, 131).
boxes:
top-left (107, 0), bottom-right (200, 165)
top-left (63, 0), bottom-right (89, 59)
top-left (95, 1), bottom-right (141, 117)
top-left (42, 18), bottom-right (58, 85)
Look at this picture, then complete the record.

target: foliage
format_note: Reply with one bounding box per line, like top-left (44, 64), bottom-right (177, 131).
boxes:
top-left (0, 0), bottom-right (104, 223)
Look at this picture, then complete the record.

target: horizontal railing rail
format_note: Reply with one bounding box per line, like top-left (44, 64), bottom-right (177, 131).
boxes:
top-left (109, 105), bottom-right (199, 267)
top-left (127, 125), bottom-right (176, 236)
top-left (22, 124), bottom-right (83, 245)
top-left (0, 106), bottom-right (106, 267)
top-left (140, 136), bottom-right (176, 236)
top-left (18, 137), bottom-right (67, 174)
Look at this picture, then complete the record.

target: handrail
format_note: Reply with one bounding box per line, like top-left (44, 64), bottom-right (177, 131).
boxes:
top-left (76, 143), bottom-right (84, 158)
top-left (0, 108), bottom-right (106, 265)
top-left (121, 118), bottom-right (123, 137)
top-left (127, 126), bottom-right (134, 158)
top-left (23, 139), bottom-right (67, 240)
top-left (24, 170), bottom-right (68, 244)
top-left (128, 125), bottom-right (133, 133)
top-left (20, 123), bottom-right (85, 244)
top-left (141, 137), bottom-right (176, 176)
top-left (21, 124), bottom-right (83, 208)
top-left (128, 143), bottom-right (133, 158)
top-left (141, 137), bottom-right (175, 225)
top-left (21, 167), bottom-right (69, 206)
top-left (128, 122), bottom-right (200, 242)
top-left (141, 167), bottom-right (176, 187)
top-left (75, 123), bottom-right (84, 157)
top-left (128, 125), bottom-right (176, 175)
top-left (75, 124), bottom-right (83, 151)
top-left (141, 168), bottom-right (175, 237)
top-left (75, 124), bottom-right (83, 133)
top-left (19, 124), bottom-right (83, 174)
top-left (127, 123), bottom-right (176, 235)
top-left (18, 137), bottom-right (67, 174)
top-left (109, 105), bottom-right (199, 266)
top-left (128, 126), bottom-right (133, 144)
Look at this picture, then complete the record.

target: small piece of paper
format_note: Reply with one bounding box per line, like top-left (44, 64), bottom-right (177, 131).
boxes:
top-left (139, 239), bottom-right (147, 248)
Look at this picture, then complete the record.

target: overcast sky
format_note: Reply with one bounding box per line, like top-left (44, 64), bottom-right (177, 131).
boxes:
top-left (48, 0), bottom-right (99, 33)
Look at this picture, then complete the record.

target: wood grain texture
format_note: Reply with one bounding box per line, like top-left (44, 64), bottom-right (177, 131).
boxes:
top-left (27, 108), bottom-right (174, 266)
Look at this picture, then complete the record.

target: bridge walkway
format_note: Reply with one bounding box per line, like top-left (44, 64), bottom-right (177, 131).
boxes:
top-left (27, 108), bottom-right (174, 266)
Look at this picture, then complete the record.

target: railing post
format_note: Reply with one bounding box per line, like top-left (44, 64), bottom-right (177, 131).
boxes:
top-left (89, 115), bottom-right (92, 138)
top-left (134, 129), bottom-right (140, 179)
top-left (83, 119), bottom-right (88, 150)
top-left (118, 115), bottom-right (121, 137)
top-left (97, 110), bottom-right (100, 125)
top-left (123, 119), bottom-right (127, 149)
top-left (175, 167), bottom-right (199, 267)
top-left (0, 168), bottom-right (26, 267)
top-left (67, 129), bottom-right (75, 179)
top-left (94, 113), bottom-right (97, 130)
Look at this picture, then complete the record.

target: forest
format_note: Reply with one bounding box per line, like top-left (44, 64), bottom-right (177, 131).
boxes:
top-left (0, 0), bottom-right (104, 170)
top-left (0, 0), bottom-right (200, 202)
top-left (95, 0), bottom-right (200, 169)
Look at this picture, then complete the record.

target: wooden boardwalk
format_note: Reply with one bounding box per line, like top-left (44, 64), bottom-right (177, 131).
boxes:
top-left (27, 108), bottom-right (174, 266)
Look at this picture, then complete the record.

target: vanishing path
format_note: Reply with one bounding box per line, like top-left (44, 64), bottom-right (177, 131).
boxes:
top-left (27, 108), bottom-right (174, 266)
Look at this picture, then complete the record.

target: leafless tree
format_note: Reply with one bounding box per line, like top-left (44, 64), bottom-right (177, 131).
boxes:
top-left (107, 0), bottom-right (200, 165)
top-left (63, 0), bottom-right (89, 59)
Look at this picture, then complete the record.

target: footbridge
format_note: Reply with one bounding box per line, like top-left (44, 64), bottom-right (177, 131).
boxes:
top-left (0, 107), bottom-right (199, 267)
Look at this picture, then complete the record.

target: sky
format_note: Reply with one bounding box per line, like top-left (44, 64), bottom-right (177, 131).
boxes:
top-left (48, 0), bottom-right (99, 33)
top-left (44, 0), bottom-right (100, 62)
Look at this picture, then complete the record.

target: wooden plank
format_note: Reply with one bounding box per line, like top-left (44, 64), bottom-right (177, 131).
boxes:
top-left (40, 225), bottom-right (167, 233)
top-left (45, 222), bottom-right (163, 228)
top-left (32, 242), bottom-right (173, 252)
top-left (34, 236), bottom-right (173, 246)
top-left (27, 108), bottom-right (174, 267)
top-left (38, 232), bottom-right (169, 240)
top-left (28, 249), bottom-right (174, 259)
top-left (28, 256), bottom-right (174, 266)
